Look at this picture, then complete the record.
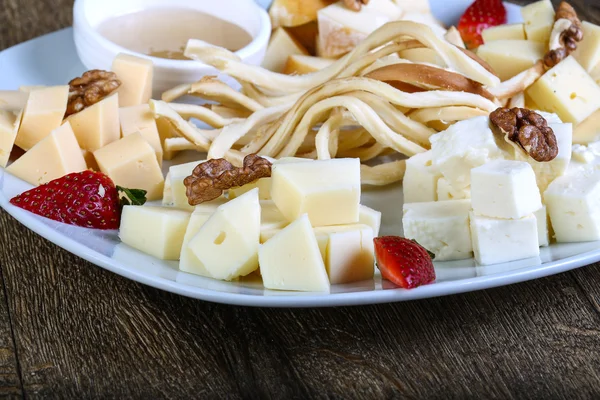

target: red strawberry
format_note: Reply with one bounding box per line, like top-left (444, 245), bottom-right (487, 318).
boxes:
top-left (374, 236), bottom-right (436, 289)
top-left (9, 171), bottom-right (146, 230)
top-left (458, 0), bottom-right (507, 49)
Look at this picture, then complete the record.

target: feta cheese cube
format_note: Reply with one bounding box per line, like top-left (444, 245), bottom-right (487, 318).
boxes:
top-left (259, 214), bottom-right (330, 292)
top-left (359, 204), bottom-right (382, 237)
top-left (534, 206), bottom-right (550, 247)
top-left (469, 213), bottom-right (540, 265)
top-left (526, 56), bottom-right (600, 125)
top-left (402, 200), bottom-right (473, 261)
top-left (572, 144), bottom-right (595, 164)
top-left (430, 116), bottom-right (506, 191)
top-left (544, 169), bottom-right (600, 242)
top-left (119, 206), bottom-right (191, 260)
top-left (271, 158), bottom-right (360, 227)
top-left (403, 151), bottom-right (441, 203)
top-left (521, 0), bottom-right (555, 42)
top-left (471, 160), bottom-right (542, 219)
top-left (436, 177), bottom-right (471, 201)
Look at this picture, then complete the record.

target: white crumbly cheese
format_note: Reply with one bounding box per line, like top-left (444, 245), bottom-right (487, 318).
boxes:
top-left (402, 200), bottom-right (473, 261)
top-left (534, 206), bottom-right (550, 247)
top-left (436, 177), bottom-right (471, 201)
top-left (469, 212), bottom-right (540, 265)
top-left (403, 151), bottom-right (442, 203)
top-left (572, 144), bottom-right (595, 164)
top-left (544, 169), bottom-right (600, 242)
top-left (471, 160), bottom-right (542, 219)
top-left (536, 111), bottom-right (563, 124)
top-left (430, 116), bottom-right (506, 191)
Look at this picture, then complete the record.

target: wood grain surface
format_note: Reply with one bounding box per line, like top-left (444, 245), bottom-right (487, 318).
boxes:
top-left (2, 0), bottom-right (600, 398)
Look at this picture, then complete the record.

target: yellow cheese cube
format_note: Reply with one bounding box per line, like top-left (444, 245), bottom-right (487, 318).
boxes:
top-left (269, 0), bottom-right (334, 28)
top-left (0, 109), bottom-right (22, 168)
top-left (119, 104), bottom-right (163, 165)
top-left (81, 149), bottom-right (99, 171)
top-left (168, 160), bottom-right (205, 211)
top-left (260, 200), bottom-right (288, 232)
top-left (262, 28), bottom-right (309, 73)
top-left (259, 214), bottom-right (330, 292)
top-left (93, 132), bottom-right (164, 200)
top-left (574, 109), bottom-right (600, 144)
top-left (15, 86), bottom-right (68, 151)
top-left (179, 210), bottom-right (212, 277)
top-left (521, 0), bottom-right (555, 43)
top-left (271, 158), bottom-right (361, 227)
top-left (477, 40), bottom-right (546, 81)
top-left (283, 55), bottom-right (335, 75)
top-left (0, 91), bottom-right (28, 110)
top-left (188, 189), bottom-right (261, 280)
top-left (482, 23), bottom-right (525, 42)
top-left (111, 53), bottom-right (153, 107)
top-left (229, 178), bottom-right (272, 200)
top-left (7, 122), bottom-right (86, 186)
top-left (119, 206), bottom-right (191, 260)
top-left (67, 93), bottom-right (120, 151)
top-left (526, 56), bottom-right (600, 124)
top-left (359, 204), bottom-right (382, 237)
top-left (155, 117), bottom-right (178, 160)
top-left (574, 21), bottom-right (600, 72)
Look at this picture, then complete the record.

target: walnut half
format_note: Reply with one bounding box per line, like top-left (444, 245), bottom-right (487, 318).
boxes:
top-left (66, 70), bottom-right (121, 117)
top-left (544, 2), bottom-right (583, 69)
top-left (343, 0), bottom-right (369, 12)
top-left (184, 154), bottom-right (272, 205)
top-left (490, 107), bottom-right (558, 162)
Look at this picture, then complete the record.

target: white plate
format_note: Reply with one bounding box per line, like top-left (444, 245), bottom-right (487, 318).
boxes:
top-left (3, 6), bottom-right (598, 308)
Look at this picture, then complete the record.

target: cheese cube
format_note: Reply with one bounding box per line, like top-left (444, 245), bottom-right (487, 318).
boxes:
top-left (194, 197), bottom-right (229, 214)
top-left (317, 1), bottom-right (399, 58)
top-left (271, 158), bottom-right (360, 227)
top-left (403, 151), bottom-right (441, 203)
top-left (573, 21), bottom-right (600, 71)
top-left (259, 214), bottom-right (330, 292)
top-left (260, 200), bottom-right (288, 232)
top-left (0, 109), bottom-right (22, 167)
top-left (482, 23), bottom-right (526, 42)
top-left (155, 117), bottom-right (179, 160)
top-left (119, 206), bottom-right (190, 260)
top-left (67, 93), bottom-right (120, 151)
top-left (283, 55), bottom-right (335, 75)
top-left (314, 224), bottom-right (374, 284)
top-left (544, 169), bottom-right (600, 242)
top-left (518, 123), bottom-right (572, 193)
top-left (119, 104), bottom-right (163, 165)
top-left (188, 189), bottom-right (261, 280)
top-left (0, 91), bottom-right (28, 110)
top-left (262, 28), bottom-right (308, 73)
top-left (178, 210), bottom-right (212, 277)
top-left (402, 200), bottom-right (473, 261)
top-left (470, 213), bottom-right (540, 265)
top-left (81, 149), bottom-right (99, 171)
top-left (476, 40), bottom-right (546, 81)
top-left (574, 109), bottom-right (600, 144)
top-left (526, 56), bottom-right (600, 125)
top-left (571, 144), bottom-right (595, 164)
top-left (111, 53), bottom-right (153, 107)
top-left (359, 204), bottom-right (381, 237)
top-left (162, 171), bottom-right (173, 205)
top-left (536, 111), bottom-right (563, 125)
top-left (534, 206), bottom-right (550, 247)
top-left (521, 0), bottom-right (555, 42)
top-left (430, 116), bottom-right (506, 191)
top-left (7, 122), bottom-right (87, 186)
top-left (436, 177), bottom-right (471, 201)
top-left (471, 160), bottom-right (542, 219)
top-left (229, 178), bottom-right (272, 200)
top-left (168, 161), bottom-right (205, 211)
top-left (93, 132), bottom-right (164, 201)
top-left (268, 0), bottom-right (333, 28)
top-left (15, 86), bottom-right (68, 151)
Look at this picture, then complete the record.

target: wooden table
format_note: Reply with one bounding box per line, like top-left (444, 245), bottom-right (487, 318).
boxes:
top-left (1, 0), bottom-right (600, 397)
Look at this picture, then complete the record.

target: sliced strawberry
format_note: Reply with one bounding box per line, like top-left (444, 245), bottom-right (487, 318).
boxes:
top-left (9, 171), bottom-right (146, 230)
top-left (374, 236), bottom-right (436, 289)
top-left (458, 0), bottom-right (507, 49)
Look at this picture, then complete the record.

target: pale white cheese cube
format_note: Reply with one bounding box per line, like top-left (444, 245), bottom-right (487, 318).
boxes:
top-left (572, 144), bottom-right (595, 164)
top-left (178, 210), bottom-right (212, 277)
top-left (402, 200), bottom-right (473, 261)
top-left (469, 212), bottom-right (540, 265)
top-left (471, 160), bottom-right (542, 219)
top-left (544, 169), bottom-right (600, 242)
top-left (534, 206), bottom-right (550, 247)
top-left (271, 158), bottom-right (360, 227)
top-left (188, 189), bottom-right (261, 280)
top-left (259, 214), bottom-right (330, 292)
top-left (436, 177), bottom-right (471, 201)
top-left (403, 151), bottom-right (441, 203)
top-left (359, 205), bottom-right (382, 237)
top-left (430, 116), bottom-right (506, 191)
top-left (168, 161), bottom-right (203, 211)
top-left (119, 206), bottom-right (191, 260)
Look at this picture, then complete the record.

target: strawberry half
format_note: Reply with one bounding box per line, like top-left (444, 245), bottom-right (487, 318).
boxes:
top-left (374, 236), bottom-right (436, 289)
top-left (9, 171), bottom-right (146, 230)
top-left (458, 0), bottom-right (507, 49)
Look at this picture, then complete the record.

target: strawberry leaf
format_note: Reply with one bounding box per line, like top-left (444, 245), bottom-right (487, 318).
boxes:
top-left (117, 186), bottom-right (147, 207)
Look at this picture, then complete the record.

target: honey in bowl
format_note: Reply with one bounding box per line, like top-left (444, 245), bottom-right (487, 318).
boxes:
top-left (97, 8), bottom-right (253, 60)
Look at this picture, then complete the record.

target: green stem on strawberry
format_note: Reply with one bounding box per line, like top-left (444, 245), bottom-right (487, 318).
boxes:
top-left (117, 186), bottom-right (148, 207)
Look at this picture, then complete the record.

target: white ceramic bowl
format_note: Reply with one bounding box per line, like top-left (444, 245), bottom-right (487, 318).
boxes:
top-left (73, 0), bottom-right (271, 96)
